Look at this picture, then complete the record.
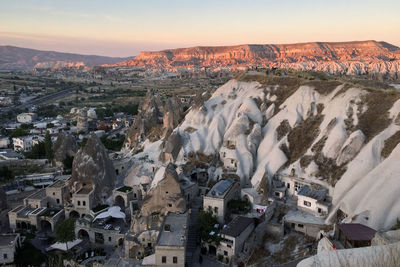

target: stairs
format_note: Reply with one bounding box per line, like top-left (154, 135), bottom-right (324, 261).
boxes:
top-left (185, 205), bottom-right (200, 265)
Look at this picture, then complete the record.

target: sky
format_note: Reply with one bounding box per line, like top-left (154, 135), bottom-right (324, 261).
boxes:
top-left (0, 0), bottom-right (399, 57)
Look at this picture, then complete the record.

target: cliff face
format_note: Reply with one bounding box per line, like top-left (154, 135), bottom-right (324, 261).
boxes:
top-left (168, 74), bottom-right (400, 230)
top-left (115, 40), bottom-right (400, 78)
top-left (0, 45), bottom-right (131, 70)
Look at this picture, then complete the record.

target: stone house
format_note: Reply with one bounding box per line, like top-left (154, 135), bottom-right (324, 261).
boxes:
top-left (335, 223), bottom-right (376, 248)
top-left (45, 179), bottom-right (69, 208)
top-left (75, 207), bottom-right (126, 247)
top-left (280, 174), bottom-right (313, 196)
top-left (283, 210), bottom-right (328, 239)
top-left (12, 136), bottom-right (37, 152)
top-left (68, 183), bottom-right (95, 218)
top-left (203, 179), bottom-right (240, 223)
top-left (8, 204), bottom-right (64, 232)
top-left (218, 216), bottom-right (255, 263)
top-left (297, 185), bottom-right (330, 217)
top-left (0, 234), bottom-right (20, 265)
top-left (8, 179), bottom-right (68, 232)
top-left (113, 185), bottom-right (142, 211)
top-left (155, 212), bottom-right (188, 267)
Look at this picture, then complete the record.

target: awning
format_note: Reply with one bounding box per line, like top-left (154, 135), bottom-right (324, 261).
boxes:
top-left (93, 206), bottom-right (126, 221)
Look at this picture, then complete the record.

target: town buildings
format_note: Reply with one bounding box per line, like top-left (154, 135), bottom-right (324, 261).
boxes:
top-left (0, 234), bottom-right (20, 265)
top-left (218, 216), bottom-right (255, 262)
top-left (203, 178), bottom-right (240, 223)
top-left (154, 212), bottom-right (188, 267)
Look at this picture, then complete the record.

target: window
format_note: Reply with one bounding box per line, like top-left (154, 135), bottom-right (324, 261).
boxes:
top-left (53, 192), bottom-right (55, 195)
top-left (164, 224), bottom-right (171, 231)
top-left (168, 203), bottom-right (172, 207)
top-left (173, 256), bottom-right (178, 263)
top-left (287, 183), bottom-right (290, 189)
top-left (142, 238), bottom-right (145, 242)
top-left (318, 208), bottom-right (322, 213)
top-left (303, 201), bottom-right (311, 207)
top-left (78, 201), bottom-right (81, 206)
top-left (214, 207), bottom-right (218, 213)
top-left (165, 191), bottom-right (168, 194)
top-left (298, 224), bottom-right (304, 228)
top-left (227, 244), bottom-right (232, 248)
top-left (274, 192), bottom-right (280, 197)
top-left (224, 251), bottom-right (228, 256)
top-left (83, 201), bottom-right (86, 206)
top-left (4, 254), bottom-right (7, 259)
top-left (109, 237), bottom-right (112, 241)
top-left (162, 256), bottom-right (167, 263)
top-left (56, 199), bottom-right (60, 204)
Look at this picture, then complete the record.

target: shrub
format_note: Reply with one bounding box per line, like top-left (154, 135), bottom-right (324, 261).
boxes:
top-left (276, 120), bottom-right (291, 141)
top-left (357, 89), bottom-right (400, 141)
top-left (227, 199), bottom-right (251, 213)
top-left (287, 114), bottom-right (323, 163)
top-left (381, 130), bottom-right (400, 158)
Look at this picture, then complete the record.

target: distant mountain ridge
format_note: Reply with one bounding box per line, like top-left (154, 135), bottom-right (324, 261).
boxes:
top-left (115, 40), bottom-right (400, 78)
top-left (0, 45), bottom-right (131, 70)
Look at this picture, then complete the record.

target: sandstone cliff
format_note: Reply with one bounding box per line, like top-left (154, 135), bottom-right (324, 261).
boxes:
top-left (115, 40), bottom-right (400, 79)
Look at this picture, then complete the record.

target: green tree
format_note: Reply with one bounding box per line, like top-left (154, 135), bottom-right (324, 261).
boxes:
top-left (44, 131), bottom-right (53, 161)
top-left (10, 128), bottom-right (29, 138)
top-left (196, 211), bottom-right (221, 245)
top-left (20, 123), bottom-right (33, 130)
top-left (46, 123), bottom-right (54, 128)
top-left (24, 142), bottom-right (46, 159)
top-left (55, 217), bottom-right (76, 251)
top-left (63, 155), bottom-right (74, 170)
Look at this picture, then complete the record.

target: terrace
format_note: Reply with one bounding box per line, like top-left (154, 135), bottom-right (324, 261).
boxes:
top-left (116, 186), bottom-right (132, 193)
top-left (16, 206), bottom-right (37, 217)
top-left (76, 185), bottom-right (93, 195)
top-left (40, 207), bottom-right (62, 218)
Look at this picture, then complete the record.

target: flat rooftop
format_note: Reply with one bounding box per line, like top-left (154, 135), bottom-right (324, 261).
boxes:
top-left (0, 234), bottom-right (18, 247)
top-left (297, 185), bottom-right (327, 201)
top-left (92, 217), bottom-right (127, 233)
top-left (206, 178), bottom-right (235, 199)
top-left (76, 186), bottom-right (93, 195)
top-left (157, 213), bottom-right (188, 247)
top-left (221, 216), bottom-right (254, 237)
top-left (17, 206), bottom-right (37, 217)
top-left (284, 210), bottom-right (325, 225)
top-left (49, 179), bottom-right (66, 188)
top-left (26, 188), bottom-right (46, 200)
top-left (338, 223), bottom-right (377, 241)
top-left (40, 207), bottom-right (62, 217)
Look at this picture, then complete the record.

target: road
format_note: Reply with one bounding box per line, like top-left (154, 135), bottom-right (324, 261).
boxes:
top-left (1, 88), bottom-right (74, 114)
